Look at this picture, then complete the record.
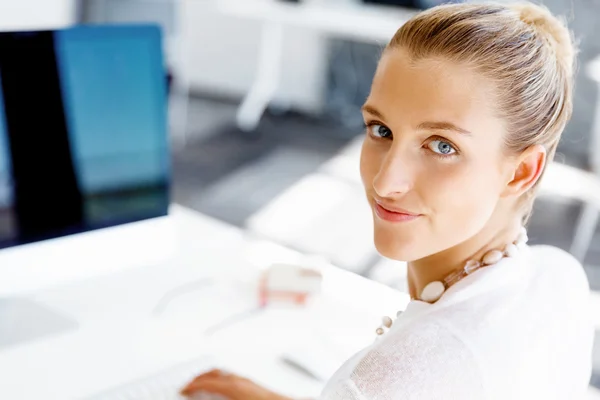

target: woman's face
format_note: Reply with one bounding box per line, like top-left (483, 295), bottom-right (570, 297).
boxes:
top-left (361, 49), bottom-right (517, 261)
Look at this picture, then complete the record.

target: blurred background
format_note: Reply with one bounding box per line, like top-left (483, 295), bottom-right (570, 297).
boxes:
top-left (71, 0), bottom-right (600, 284)
top-left (86, 0), bottom-right (600, 389)
top-left (1, 0), bottom-right (599, 395)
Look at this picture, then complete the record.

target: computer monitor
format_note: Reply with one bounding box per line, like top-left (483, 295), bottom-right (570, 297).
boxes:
top-left (0, 24), bottom-right (169, 249)
top-left (0, 25), bottom-right (174, 298)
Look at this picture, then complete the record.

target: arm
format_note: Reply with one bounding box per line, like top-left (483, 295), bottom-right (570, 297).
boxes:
top-left (320, 320), bottom-right (485, 399)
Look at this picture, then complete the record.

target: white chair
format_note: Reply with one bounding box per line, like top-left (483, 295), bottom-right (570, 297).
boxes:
top-left (539, 163), bottom-right (600, 248)
top-left (538, 56), bottom-right (600, 262)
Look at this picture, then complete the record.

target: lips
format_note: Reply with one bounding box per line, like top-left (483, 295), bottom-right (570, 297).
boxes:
top-left (374, 200), bottom-right (421, 223)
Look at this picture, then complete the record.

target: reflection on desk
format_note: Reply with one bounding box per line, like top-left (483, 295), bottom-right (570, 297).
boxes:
top-left (0, 205), bottom-right (408, 400)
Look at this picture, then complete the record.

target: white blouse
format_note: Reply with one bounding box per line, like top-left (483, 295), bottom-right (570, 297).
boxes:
top-left (319, 245), bottom-right (594, 399)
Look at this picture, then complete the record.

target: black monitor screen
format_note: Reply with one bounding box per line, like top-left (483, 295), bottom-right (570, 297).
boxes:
top-left (0, 25), bottom-right (170, 250)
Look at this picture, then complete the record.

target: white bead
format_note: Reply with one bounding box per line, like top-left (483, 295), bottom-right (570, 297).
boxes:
top-left (482, 249), bottom-right (504, 265)
top-left (504, 243), bottom-right (518, 257)
top-left (420, 281), bottom-right (445, 303)
top-left (375, 327), bottom-right (385, 335)
top-left (382, 316), bottom-right (392, 328)
top-left (464, 260), bottom-right (481, 274)
top-left (516, 228), bottom-right (528, 245)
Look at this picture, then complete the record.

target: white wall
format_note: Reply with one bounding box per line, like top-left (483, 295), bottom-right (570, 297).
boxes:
top-left (178, 0), bottom-right (329, 113)
top-left (0, 0), bottom-right (77, 30)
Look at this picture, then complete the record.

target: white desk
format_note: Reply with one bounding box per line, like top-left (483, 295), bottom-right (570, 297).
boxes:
top-left (0, 205), bottom-right (408, 399)
top-left (217, 0), bottom-right (416, 131)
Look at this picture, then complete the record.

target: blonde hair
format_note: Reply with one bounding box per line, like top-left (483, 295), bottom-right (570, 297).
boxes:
top-left (387, 2), bottom-right (577, 223)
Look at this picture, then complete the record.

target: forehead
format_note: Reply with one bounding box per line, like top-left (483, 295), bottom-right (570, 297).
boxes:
top-left (368, 49), bottom-right (501, 132)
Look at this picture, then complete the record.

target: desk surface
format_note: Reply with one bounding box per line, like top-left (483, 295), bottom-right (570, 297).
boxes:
top-left (0, 205), bottom-right (408, 399)
top-left (218, 0), bottom-right (417, 43)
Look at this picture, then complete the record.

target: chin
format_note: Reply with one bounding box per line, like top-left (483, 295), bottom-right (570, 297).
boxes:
top-left (374, 240), bottom-right (422, 261)
top-left (372, 225), bottom-right (425, 262)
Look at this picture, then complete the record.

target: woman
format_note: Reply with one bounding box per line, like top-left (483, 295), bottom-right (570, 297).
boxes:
top-left (182, 2), bottom-right (594, 398)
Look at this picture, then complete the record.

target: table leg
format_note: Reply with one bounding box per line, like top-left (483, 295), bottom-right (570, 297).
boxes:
top-left (571, 203), bottom-right (599, 262)
top-left (591, 82), bottom-right (600, 174)
top-left (236, 21), bottom-right (285, 132)
top-left (169, 82), bottom-right (190, 149)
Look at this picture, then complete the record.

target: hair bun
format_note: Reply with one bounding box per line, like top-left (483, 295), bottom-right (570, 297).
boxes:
top-left (512, 3), bottom-right (575, 76)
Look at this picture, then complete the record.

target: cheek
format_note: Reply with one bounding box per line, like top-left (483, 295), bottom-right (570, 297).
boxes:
top-left (360, 139), bottom-right (382, 188)
top-left (422, 158), bottom-right (503, 229)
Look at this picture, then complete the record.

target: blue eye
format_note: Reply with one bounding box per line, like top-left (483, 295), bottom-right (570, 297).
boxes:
top-left (368, 124), bottom-right (392, 139)
top-left (428, 139), bottom-right (456, 156)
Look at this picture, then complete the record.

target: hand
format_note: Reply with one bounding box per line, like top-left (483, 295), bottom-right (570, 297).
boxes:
top-left (180, 369), bottom-right (293, 400)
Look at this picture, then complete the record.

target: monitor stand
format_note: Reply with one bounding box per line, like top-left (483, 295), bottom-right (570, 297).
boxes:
top-left (0, 298), bottom-right (78, 350)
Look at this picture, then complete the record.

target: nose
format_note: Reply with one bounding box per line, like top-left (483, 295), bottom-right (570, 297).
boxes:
top-left (372, 150), bottom-right (412, 198)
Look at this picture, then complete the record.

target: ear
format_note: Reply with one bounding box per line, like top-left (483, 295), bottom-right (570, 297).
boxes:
top-left (502, 144), bottom-right (547, 197)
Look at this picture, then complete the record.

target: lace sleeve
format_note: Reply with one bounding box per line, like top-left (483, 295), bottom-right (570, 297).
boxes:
top-left (320, 319), bottom-right (486, 400)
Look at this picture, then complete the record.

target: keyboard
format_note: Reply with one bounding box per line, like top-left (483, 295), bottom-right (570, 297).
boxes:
top-left (86, 356), bottom-right (222, 400)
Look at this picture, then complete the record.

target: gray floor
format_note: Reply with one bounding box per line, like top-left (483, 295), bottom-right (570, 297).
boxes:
top-left (172, 97), bottom-right (600, 391)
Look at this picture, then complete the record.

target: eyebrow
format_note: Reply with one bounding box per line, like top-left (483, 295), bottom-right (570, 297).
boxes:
top-left (361, 104), bottom-right (472, 136)
top-left (361, 104), bottom-right (385, 120)
top-left (417, 121), bottom-right (472, 136)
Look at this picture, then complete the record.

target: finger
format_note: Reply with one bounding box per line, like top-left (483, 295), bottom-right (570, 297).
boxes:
top-left (182, 369), bottom-right (228, 390)
top-left (181, 370), bottom-right (237, 394)
top-left (195, 369), bottom-right (225, 379)
top-left (180, 377), bottom-right (238, 398)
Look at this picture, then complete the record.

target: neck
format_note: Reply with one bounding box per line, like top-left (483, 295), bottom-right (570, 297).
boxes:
top-left (407, 217), bottom-right (522, 300)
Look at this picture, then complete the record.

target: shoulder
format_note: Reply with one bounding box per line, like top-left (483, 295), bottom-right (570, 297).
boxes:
top-left (330, 319), bottom-right (486, 399)
top-left (528, 245), bottom-right (590, 299)
top-left (529, 244), bottom-right (581, 267)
